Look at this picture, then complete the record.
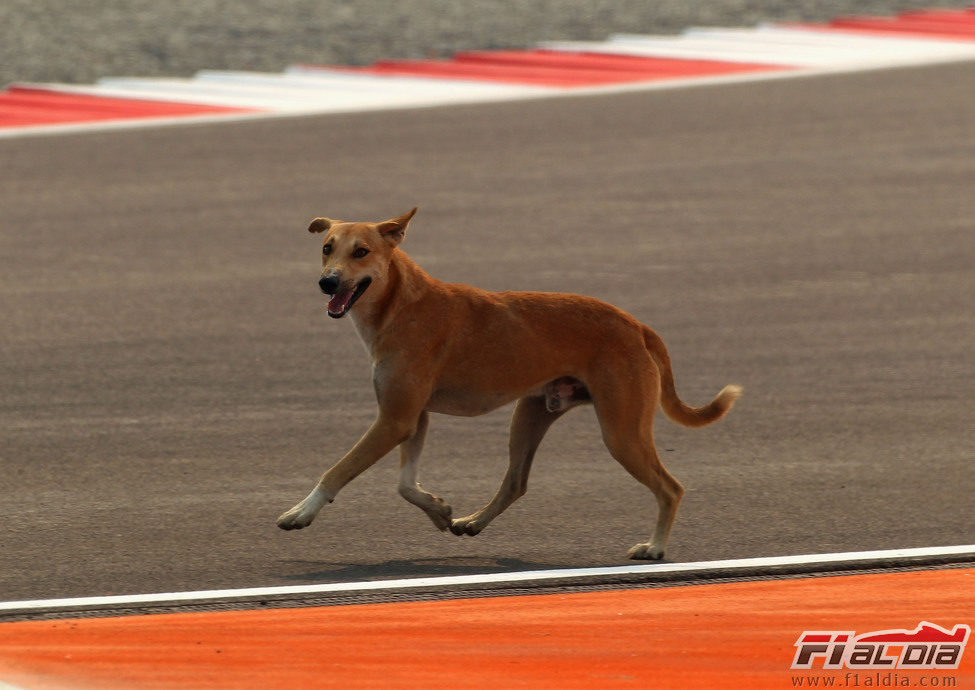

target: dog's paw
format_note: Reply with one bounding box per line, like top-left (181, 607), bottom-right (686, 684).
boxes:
top-left (627, 542), bottom-right (665, 560)
top-left (426, 501), bottom-right (453, 532)
top-left (276, 488), bottom-right (328, 530)
top-left (449, 514), bottom-right (486, 537)
top-left (276, 507), bottom-right (312, 530)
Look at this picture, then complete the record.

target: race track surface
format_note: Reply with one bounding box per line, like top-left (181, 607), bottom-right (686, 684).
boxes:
top-left (1, 61), bottom-right (973, 602)
top-left (3, 568), bottom-right (972, 689)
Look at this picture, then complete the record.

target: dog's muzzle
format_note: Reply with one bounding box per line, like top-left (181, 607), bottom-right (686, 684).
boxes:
top-left (320, 275), bottom-right (372, 319)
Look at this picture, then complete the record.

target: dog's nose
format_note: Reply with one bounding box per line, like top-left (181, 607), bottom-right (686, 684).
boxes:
top-left (319, 274), bottom-right (340, 294)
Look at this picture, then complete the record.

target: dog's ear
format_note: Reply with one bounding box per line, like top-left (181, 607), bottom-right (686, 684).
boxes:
top-left (376, 207), bottom-right (417, 246)
top-left (308, 218), bottom-right (333, 234)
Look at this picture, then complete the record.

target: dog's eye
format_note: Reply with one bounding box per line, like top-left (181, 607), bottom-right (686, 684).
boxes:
top-left (322, 244), bottom-right (332, 256)
top-left (351, 247), bottom-right (370, 259)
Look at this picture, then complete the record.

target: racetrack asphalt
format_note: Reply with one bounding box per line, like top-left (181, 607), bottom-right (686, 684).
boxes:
top-left (1, 60), bottom-right (973, 602)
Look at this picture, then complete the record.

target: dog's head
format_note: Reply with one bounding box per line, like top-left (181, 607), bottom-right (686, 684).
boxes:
top-left (307, 207), bottom-right (417, 318)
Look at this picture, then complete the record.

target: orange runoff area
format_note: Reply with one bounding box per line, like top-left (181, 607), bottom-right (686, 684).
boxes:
top-left (0, 568), bottom-right (972, 689)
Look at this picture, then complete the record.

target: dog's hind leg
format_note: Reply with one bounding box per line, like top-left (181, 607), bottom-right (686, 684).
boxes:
top-left (450, 395), bottom-right (564, 536)
top-left (590, 362), bottom-right (685, 560)
top-left (610, 431), bottom-right (684, 560)
top-left (397, 410), bottom-right (453, 531)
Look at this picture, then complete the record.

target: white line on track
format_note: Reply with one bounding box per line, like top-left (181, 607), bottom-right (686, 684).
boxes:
top-left (1, 544), bottom-right (971, 614)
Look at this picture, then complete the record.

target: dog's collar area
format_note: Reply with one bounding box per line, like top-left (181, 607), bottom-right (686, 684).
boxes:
top-left (327, 277), bottom-right (372, 319)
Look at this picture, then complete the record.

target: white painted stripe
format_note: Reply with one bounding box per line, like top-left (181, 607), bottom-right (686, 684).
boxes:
top-left (93, 77), bottom-right (416, 110)
top-left (1, 545), bottom-right (971, 614)
top-left (540, 36), bottom-right (975, 68)
top-left (606, 35), bottom-right (849, 66)
top-left (11, 80), bottom-right (276, 109)
top-left (681, 29), bottom-right (975, 63)
top-left (682, 27), bottom-right (975, 65)
top-left (93, 74), bottom-right (547, 107)
top-left (205, 69), bottom-right (544, 95)
top-left (12, 75), bottom-right (548, 114)
top-left (700, 24), bottom-right (975, 53)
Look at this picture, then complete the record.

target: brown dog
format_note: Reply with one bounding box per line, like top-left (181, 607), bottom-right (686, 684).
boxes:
top-left (277, 208), bottom-right (741, 559)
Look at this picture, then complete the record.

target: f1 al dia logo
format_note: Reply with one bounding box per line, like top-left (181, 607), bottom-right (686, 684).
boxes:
top-left (792, 622), bottom-right (970, 670)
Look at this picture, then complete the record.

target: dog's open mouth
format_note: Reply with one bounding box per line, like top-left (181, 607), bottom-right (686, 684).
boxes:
top-left (326, 278), bottom-right (372, 319)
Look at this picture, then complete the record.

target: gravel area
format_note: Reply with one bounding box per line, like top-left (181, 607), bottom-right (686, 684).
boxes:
top-left (1, 1), bottom-right (971, 87)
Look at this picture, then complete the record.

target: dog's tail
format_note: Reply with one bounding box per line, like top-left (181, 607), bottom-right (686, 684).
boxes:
top-left (642, 326), bottom-right (742, 428)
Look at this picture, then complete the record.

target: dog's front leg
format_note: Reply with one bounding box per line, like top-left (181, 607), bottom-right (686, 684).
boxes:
top-left (397, 410), bottom-right (454, 531)
top-left (276, 413), bottom-right (417, 531)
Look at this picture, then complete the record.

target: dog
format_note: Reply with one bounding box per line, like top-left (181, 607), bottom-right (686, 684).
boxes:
top-left (277, 208), bottom-right (741, 559)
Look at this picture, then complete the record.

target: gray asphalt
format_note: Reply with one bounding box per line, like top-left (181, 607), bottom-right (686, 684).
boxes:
top-left (1, 61), bottom-right (973, 602)
top-left (3, 0), bottom-right (969, 86)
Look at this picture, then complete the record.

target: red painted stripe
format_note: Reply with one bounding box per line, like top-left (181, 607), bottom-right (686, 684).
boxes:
top-left (897, 10), bottom-right (975, 22)
top-left (455, 50), bottom-right (785, 74)
top-left (0, 87), bottom-right (256, 128)
top-left (341, 59), bottom-right (648, 87)
top-left (890, 13), bottom-right (975, 28)
top-left (829, 16), bottom-right (975, 39)
top-left (331, 52), bottom-right (783, 87)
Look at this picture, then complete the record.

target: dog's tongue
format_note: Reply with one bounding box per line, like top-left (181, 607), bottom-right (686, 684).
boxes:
top-left (328, 289), bottom-right (354, 315)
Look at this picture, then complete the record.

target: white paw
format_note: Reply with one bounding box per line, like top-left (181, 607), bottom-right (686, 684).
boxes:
top-left (276, 488), bottom-right (329, 530)
top-left (627, 542), bottom-right (665, 560)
